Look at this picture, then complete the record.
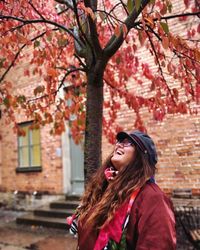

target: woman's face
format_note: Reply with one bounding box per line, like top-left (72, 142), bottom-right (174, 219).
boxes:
top-left (111, 138), bottom-right (136, 171)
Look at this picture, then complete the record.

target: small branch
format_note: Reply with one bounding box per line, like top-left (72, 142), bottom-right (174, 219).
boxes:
top-left (0, 15), bottom-right (82, 47)
top-left (145, 24), bottom-right (162, 41)
top-left (74, 53), bottom-right (87, 69)
top-left (118, 0), bottom-right (129, 16)
top-left (104, 0), bottom-right (150, 58)
top-left (2, 23), bottom-right (25, 36)
top-left (55, 0), bottom-right (74, 10)
top-left (134, 11), bottom-right (200, 27)
top-left (28, 0), bottom-right (45, 20)
top-left (96, 9), bottom-right (125, 25)
top-left (57, 67), bottom-right (85, 92)
top-left (182, 64), bottom-right (195, 97)
top-left (0, 31), bottom-right (46, 83)
top-left (145, 30), bottom-right (176, 104)
top-left (161, 11), bottom-right (200, 21)
top-left (173, 48), bottom-right (200, 65)
top-left (83, 0), bottom-right (102, 56)
top-left (71, 0), bottom-right (94, 56)
top-left (58, 8), bottom-right (69, 15)
top-left (26, 67), bottom-right (86, 103)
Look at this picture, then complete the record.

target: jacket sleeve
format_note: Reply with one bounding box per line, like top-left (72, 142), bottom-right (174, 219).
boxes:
top-left (135, 189), bottom-right (176, 250)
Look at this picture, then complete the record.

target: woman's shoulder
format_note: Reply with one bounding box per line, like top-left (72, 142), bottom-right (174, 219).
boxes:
top-left (137, 182), bottom-right (172, 205)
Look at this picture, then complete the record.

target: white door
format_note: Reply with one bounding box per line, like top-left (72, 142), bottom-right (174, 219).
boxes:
top-left (69, 134), bottom-right (84, 195)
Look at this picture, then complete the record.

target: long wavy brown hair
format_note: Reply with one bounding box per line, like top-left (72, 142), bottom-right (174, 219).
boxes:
top-left (77, 144), bottom-right (156, 230)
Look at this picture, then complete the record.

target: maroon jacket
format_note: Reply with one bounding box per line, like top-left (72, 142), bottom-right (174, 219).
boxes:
top-left (78, 182), bottom-right (176, 250)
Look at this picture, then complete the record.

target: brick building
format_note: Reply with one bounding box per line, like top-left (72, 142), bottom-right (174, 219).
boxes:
top-left (0, 0), bottom-right (199, 200)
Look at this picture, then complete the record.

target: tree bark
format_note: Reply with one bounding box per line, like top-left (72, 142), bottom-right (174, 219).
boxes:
top-left (84, 65), bottom-right (104, 181)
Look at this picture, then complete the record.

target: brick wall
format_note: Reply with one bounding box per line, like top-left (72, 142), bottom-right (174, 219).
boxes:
top-left (102, 0), bottom-right (200, 195)
top-left (0, 113), bottom-right (63, 195)
top-left (102, 109), bottom-right (200, 195)
top-left (0, 50), bottom-right (64, 194)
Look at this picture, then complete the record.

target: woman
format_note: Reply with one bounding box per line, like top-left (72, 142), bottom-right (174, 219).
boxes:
top-left (67, 130), bottom-right (176, 250)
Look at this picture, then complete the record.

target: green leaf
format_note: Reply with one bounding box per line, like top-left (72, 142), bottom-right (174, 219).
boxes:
top-left (34, 40), bottom-right (40, 48)
top-left (3, 97), bottom-right (10, 107)
top-left (135, 0), bottom-right (141, 11)
top-left (127, 0), bottom-right (133, 14)
top-left (47, 34), bottom-right (52, 42)
top-left (167, 3), bottom-right (173, 13)
top-left (17, 95), bottom-right (26, 104)
top-left (160, 22), bottom-right (169, 34)
top-left (116, 57), bottom-right (121, 65)
top-left (0, 58), bottom-right (6, 68)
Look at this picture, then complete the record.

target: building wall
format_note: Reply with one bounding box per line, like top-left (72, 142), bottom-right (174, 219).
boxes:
top-left (0, 49), bottom-right (64, 194)
top-left (102, 0), bottom-right (200, 195)
top-left (102, 109), bottom-right (200, 195)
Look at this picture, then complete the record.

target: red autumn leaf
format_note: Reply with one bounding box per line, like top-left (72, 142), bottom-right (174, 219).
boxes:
top-left (184, 0), bottom-right (190, 8)
top-left (162, 36), bottom-right (169, 49)
top-left (114, 25), bottom-right (121, 37)
top-left (47, 68), bottom-right (57, 78)
top-left (142, 63), bottom-right (154, 80)
top-left (122, 24), bottom-right (128, 38)
top-left (138, 30), bottom-right (147, 46)
top-left (160, 4), bottom-right (167, 15)
top-left (172, 88), bottom-right (179, 100)
top-left (197, 24), bottom-right (200, 33)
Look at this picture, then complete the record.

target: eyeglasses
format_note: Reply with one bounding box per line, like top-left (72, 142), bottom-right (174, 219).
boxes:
top-left (116, 138), bottom-right (134, 147)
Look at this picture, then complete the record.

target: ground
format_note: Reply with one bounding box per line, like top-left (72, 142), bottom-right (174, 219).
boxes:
top-left (0, 208), bottom-right (194, 250)
top-left (0, 209), bottom-right (77, 250)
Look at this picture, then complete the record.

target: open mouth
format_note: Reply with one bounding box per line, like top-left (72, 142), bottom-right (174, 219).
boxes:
top-left (116, 150), bottom-right (124, 155)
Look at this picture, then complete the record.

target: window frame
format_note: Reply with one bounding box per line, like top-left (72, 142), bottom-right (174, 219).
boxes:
top-left (16, 121), bottom-right (42, 173)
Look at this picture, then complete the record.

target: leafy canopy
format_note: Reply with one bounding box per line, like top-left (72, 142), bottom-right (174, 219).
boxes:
top-left (0, 0), bottom-right (200, 143)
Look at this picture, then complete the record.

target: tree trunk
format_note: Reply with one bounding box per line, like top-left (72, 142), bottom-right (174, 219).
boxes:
top-left (84, 69), bottom-right (104, 181)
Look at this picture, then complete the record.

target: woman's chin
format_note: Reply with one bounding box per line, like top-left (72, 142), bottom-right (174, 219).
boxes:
top-left (111, 159), bottom-right (121, 171)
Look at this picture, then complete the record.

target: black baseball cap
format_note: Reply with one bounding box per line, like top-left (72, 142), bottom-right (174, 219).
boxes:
top-left (116, 130), bottom-right (158, 166)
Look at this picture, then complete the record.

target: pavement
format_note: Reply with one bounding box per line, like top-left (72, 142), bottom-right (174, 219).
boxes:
top-left (0, 207), bottom-right (195, 250)
top-left (0, 209), bottom-right (77, 250)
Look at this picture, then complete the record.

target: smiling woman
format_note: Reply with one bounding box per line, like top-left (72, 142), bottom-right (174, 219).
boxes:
top-left (67, 130), bottom-right (176, 250)
top-left (111, 137), bottom-right (136, 170)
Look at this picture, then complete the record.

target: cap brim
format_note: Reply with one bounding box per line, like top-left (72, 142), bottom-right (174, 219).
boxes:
top-left (116, 131), bottom-right (143, 151)
top-left (116, 132), bottom-right (134, 142)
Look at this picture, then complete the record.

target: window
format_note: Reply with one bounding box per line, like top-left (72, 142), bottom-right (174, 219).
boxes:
top-left (17, 122), bottom-right (42, 172)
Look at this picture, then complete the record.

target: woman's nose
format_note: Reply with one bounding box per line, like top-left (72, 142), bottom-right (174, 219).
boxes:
top-left (116, 142), bottom-right (124, 148)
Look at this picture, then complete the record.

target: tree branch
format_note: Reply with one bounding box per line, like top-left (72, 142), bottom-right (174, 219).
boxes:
top-left (145, 30), bottom-right (176, 105)
top-left (134, 11), bottom-right (200, 27)
top-left (55, 0), bottom-right (74, 11)
top-left (0, 15), bottom-right (83, 47)
top-left (0, 31), bottom-right (46, 83)
top-left (26, 67), bottom-right (86, 103)
top-left (28, 0), bottom-right (45, 20)
top-left (83, 0), bottom-right (102, 57)
top-left (104, 0), bottom-right (150, 58)
top-left (71, 0), bottom-right (94, 58)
